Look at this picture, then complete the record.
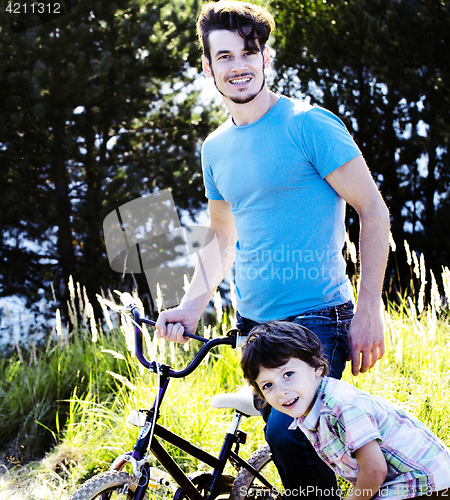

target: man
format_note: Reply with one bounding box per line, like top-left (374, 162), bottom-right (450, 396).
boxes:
top-left (156, 1), bottom-right (390, 497)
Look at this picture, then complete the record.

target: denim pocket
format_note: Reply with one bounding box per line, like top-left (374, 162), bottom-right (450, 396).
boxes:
top-left (292, 304), bottom-right (353, 379)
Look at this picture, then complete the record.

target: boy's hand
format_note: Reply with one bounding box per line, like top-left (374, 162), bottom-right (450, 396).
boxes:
top-left (346, 440), bottom-right (387, 500)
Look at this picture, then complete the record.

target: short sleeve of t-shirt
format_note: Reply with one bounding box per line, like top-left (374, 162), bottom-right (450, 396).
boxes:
top-left (203, 159), bottom-right (224, 201)
top-left (300, 107), bottom-right (361, 179)
top-left (332, 403), bottom-right (383, 455)
top-left (202, 120), bottom-right (234, 201)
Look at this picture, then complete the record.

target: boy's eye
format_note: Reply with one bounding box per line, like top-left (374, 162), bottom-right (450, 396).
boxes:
top-left (261, 382), bottom-right (272, 391)
top-left (283, 371), bottom-right (294, 379)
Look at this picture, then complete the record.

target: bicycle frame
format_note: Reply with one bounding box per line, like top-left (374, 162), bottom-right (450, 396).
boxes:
top-left (109, 303), bottom-right (276, 500)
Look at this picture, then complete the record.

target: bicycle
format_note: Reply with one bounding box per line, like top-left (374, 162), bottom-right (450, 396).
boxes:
top-left (69, 293), bottom-right (283, 500)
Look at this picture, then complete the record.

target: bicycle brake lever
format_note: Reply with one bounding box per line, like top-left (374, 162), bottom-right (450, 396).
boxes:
top-left (97, 295), bottom-right (130, 314)
top-left (118, 291), bottom-right (138, 310)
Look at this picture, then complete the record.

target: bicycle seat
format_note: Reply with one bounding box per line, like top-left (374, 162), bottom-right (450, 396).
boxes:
top-left (211, 386), bottom-right (260, 417)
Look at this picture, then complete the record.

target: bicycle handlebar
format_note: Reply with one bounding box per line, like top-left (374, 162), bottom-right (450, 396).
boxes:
top-left (119, 293), bottom-right (241, 378)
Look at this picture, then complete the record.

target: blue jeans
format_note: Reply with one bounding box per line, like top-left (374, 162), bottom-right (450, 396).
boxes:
top-left (236, 301), bottom-right (354, 499)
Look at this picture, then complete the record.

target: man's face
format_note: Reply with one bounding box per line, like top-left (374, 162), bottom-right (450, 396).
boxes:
top-left (202, 30), bottom-right (270, 105)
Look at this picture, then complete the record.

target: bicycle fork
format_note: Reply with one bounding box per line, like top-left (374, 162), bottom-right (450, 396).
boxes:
top-left (110, 375), bottom-right (172, 500)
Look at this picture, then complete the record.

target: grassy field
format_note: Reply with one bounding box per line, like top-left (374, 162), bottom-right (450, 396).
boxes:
top-left (1, 242), bottom-right (450, 499)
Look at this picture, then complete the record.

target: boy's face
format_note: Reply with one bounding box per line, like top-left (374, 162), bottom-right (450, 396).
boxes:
top-left (202, 29), bottom-right (270, 105)
top-left (255, 358), bottom-right (323, 418)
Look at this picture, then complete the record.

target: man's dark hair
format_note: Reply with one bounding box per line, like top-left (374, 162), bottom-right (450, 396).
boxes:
top-left (197, 1), bottom-right (275, 61)
top-left (240, 321), bottom-right (329, 398)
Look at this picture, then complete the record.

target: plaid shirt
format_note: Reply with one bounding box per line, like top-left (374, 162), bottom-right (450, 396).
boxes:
top-left (289, 377), bottom-right (450, 499)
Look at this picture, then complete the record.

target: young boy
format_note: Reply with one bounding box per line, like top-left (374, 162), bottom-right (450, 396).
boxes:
top-left (241, 321), bottom-right (450, 499)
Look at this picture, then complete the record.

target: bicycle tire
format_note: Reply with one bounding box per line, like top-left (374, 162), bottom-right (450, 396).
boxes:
top-left (69, 471), bottom-right (149, 500)
top-left (230, 446), bottom-right (283, 500)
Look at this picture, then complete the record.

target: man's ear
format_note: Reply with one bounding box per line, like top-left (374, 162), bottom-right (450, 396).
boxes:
top-left (202, 54), bottom-right (213, 78)
top-left (262, 45), bottom-right (271, 70)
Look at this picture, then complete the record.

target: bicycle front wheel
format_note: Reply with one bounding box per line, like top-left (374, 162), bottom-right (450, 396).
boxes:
top-left (69, 471), bottom-right (149, 500)
top-left (230, 446), bottom-right (283, 500)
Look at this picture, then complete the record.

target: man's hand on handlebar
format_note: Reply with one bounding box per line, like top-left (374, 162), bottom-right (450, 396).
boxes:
top-left (155, 306), bottom-right (201, 344)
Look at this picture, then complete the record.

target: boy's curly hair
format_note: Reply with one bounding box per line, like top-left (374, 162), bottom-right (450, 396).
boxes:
top-left (197, 1), bottom-right (275, 61)
top-left (240, 321), bottom-right (329, 398)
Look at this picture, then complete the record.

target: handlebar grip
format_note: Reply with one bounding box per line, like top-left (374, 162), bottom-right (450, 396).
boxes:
top-left (182, 331), bottom-right (209, 343)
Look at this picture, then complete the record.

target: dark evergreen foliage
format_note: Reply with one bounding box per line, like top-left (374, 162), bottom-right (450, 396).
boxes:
top-left (0, 0), bottom-right (223, 317)
top-left (271, 0), bottom-right (450, 296)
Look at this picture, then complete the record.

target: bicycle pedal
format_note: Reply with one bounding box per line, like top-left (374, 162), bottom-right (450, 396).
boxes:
top-left (148, 467), bottom-right (171, 489)
top-left (127, 410), bottom-right (147, 427)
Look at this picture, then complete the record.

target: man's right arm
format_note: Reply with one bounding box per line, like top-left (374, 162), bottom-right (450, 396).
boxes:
top-left (155, 199), bottom-right (237, 343)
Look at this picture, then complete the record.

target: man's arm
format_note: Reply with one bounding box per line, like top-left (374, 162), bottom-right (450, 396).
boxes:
top-left (325, 155), bottom-right (390, 376)
top-left (155, 199), bottom-right (237, 343)
top-left (345, 440), bottom-right (387, 500)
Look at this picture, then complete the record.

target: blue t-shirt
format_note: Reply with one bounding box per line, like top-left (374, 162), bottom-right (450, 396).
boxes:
top-left (202, 95), bottom-right (361, 322)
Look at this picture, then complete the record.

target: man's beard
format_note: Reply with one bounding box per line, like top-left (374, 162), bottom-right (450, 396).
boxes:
top-left (211, 67), bottom-right (266, 104)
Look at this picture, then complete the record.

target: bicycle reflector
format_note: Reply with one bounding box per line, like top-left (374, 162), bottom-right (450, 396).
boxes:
top-left (127, 410), bottom-right (147, 427)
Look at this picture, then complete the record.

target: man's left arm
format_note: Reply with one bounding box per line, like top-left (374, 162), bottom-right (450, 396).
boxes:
top-left (325, 155), bottom-right (390, 376)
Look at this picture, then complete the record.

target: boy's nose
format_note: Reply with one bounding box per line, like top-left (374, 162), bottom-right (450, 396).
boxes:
top-left (276, 384), bottom-right (289, 398)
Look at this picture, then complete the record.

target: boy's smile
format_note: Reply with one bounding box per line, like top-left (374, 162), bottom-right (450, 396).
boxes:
top-left (255, 358), bottom-right (324, 418)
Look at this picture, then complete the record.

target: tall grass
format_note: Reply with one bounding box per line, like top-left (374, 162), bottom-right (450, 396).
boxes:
top-left (0, 285), bottom-right (264, 499)
top-left (2, 239), bottom-right (450, 499)
top-left (0, 282), bottom-right (137, 464)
